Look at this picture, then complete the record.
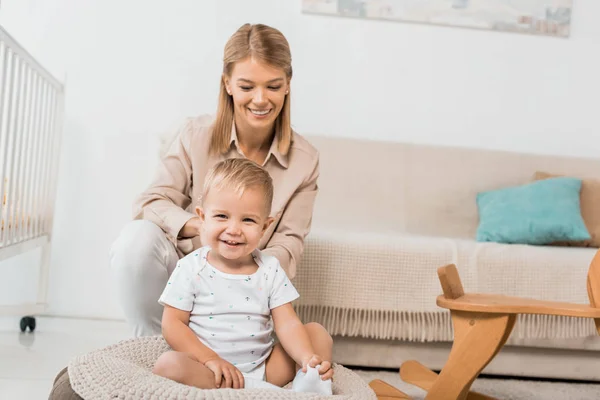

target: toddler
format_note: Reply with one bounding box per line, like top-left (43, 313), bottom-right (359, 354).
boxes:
top-left (152, 158), bottom-right (333, 393)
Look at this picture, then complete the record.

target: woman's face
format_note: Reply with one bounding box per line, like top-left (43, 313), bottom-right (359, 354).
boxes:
top-left (224, 57), bottom-right (289, 135)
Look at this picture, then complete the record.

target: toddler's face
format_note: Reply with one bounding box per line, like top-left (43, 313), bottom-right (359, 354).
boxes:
top-left (196, 186), bottom-right (272, 262)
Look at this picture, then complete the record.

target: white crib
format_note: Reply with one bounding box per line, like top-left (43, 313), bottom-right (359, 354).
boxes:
top-left (0, 25), bottom-right (64, 331)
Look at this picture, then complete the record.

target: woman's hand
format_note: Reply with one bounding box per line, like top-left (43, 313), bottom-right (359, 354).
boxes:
top-left (179, 217), bottom-right (202, 239)
top-left (301, 354), bottom-right (334, 381)
top-left (204, 357), bottom-right (245, 389)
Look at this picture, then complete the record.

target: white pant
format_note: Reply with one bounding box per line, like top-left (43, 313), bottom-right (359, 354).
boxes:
top-left (110, 220), bottom-right (180, 337)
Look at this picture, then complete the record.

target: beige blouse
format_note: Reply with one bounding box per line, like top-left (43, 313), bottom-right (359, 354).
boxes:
top-left (132, 115), bottom-right (320, 279)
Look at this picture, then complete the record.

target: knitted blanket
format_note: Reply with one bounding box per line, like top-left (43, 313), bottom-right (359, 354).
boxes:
top-left (293, 230), bottom-right (598, 342)
top-left (68, 336), bottom-right (376, 400)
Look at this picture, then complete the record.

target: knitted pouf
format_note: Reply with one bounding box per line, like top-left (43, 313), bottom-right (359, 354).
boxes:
top-left (68, 336), bottom-right (376, 400)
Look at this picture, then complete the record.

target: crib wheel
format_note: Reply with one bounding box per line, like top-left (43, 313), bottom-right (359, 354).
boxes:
top-left (28, 316), bottom-right (36, 331)
top-left (19, 316), bottom-right (36, 333)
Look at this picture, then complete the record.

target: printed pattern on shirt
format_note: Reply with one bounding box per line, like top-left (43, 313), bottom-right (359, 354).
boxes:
top-left (158, 246), bottom-right (299, 373)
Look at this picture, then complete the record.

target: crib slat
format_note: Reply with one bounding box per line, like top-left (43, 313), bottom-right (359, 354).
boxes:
top-left (16, 65), bottom-right (33, 241)
top-left (33, 81), bottom-right (50, 238)
top-left (23, 72), bottom-right (42, 240)
top-left (44, 89), bottom-right (64, 238)
top-left (1, 51), bottom-right (18, 247)
top-left (40, 89), bottom-right (58, 236)
top-left (19, 68), bottom-right (35, 240)
top-left (6, 54), bottom-right (25, 245)
top-left (30, 80), bottom-right (45, 239)
top-left (7, 58), bottom-right (28, 244)
top-left (0, 44), bottom-right (10, 241)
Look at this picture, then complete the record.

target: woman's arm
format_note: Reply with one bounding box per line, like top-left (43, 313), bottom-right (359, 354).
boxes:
top-left (132, 119), bottom-right (199, 241)
top-left (262, 157), bottom-right (320, 279)
top-left (161, 305), bottom-right (220, 363)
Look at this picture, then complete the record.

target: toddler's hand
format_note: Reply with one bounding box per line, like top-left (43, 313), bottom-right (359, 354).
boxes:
top-left (204, 357), bottom-right (245, 389)
top-left (302, 354), bottom-right (334, 381)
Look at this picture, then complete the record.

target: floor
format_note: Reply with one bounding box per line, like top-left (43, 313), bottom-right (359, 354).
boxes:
top-left (356, 369), bottom-right (600, 400)
top-left (0, 316), bottom-right (130, 399)
top-left (1, 316), bottom-right (600, 399)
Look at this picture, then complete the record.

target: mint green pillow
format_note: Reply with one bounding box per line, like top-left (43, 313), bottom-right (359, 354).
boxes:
top-left (476, 177), bottom-right (590, 245)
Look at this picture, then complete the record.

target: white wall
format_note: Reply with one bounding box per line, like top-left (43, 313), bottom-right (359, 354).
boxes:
top-left (1, 0), bottom-right (599, 320)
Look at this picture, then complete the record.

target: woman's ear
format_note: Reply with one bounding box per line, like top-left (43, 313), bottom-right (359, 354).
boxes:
top-left (223, 74), bottom-right (231, 94)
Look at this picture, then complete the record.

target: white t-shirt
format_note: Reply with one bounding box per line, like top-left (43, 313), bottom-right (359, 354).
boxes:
top-left (158, 246), bottom-right (300, 373)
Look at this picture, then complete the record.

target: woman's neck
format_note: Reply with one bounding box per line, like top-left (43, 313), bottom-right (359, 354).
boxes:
top-left (235, 120), bottom-right (275, 162)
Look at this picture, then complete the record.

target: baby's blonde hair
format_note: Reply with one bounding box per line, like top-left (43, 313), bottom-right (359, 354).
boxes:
top-left (201, 158), bottom-right (274, 216)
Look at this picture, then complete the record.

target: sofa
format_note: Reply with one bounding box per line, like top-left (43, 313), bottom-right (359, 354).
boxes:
top-left (292, 135), bottom-right (600, 381)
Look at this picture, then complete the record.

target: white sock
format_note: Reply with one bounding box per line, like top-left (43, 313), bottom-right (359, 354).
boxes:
top-left (291, 365), bottom-right (333, 395)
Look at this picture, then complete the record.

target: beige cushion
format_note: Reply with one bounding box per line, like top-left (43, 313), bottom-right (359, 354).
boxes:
top-left (68, 335), bottom-right (376, 400)
top-left (534, 172), bottom-right (600, 248)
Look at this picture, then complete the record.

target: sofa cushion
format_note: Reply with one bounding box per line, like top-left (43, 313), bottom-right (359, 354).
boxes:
top-left (534, 171), bottom-right (600, 248)
top-left (476, 177), bottom-right (590, 245)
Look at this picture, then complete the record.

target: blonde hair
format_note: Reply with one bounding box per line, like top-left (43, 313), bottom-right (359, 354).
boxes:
top-left (210, 23), bottom-right (293, 156)
top-left (201, 158), bottom-right (274, 215)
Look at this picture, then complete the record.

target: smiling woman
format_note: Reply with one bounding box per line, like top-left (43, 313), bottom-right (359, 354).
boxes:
top-left (210, 24), bottom-right (293, 165)
top-left (49, 23), bottom-right (326, 399)
top-left (222, 60), bottom-right (289, 153)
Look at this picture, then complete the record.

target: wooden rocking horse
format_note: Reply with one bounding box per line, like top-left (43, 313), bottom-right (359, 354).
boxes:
top-left (369, 249), bottom-right (600, 400)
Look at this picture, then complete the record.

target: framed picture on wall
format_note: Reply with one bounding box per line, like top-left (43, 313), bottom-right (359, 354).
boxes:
top-left (301, 0), bottom-right (573, 38)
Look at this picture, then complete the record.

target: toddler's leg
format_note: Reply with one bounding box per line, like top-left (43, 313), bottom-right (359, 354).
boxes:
top-left (153, 351), bottom-right (217, 389)
top-left (265, 322), bottom-right (333, 387)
